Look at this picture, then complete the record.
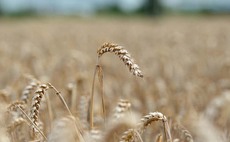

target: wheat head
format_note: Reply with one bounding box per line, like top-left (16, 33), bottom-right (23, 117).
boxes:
top-left (97, 43), bottom-right (143, 78)
top-left (30, 84), bottom-right (49, 136)
top-left (21, 80), bottom-right (40, 104)
top-left (114, 99), bottom-right (131, 119)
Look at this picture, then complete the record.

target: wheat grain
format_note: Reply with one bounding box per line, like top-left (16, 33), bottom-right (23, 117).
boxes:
top-left (139, 112), bottom-right (172, 142)
top-left (30, 84), bottom-right (49, 137)
top-left (120, 129), bottom-right (142, 142)
top-left (97, 43), bottom-right (143, 78)
top-left (8, 101), bottom-right (25, 112)
top-left (138, 112), bottom-right (167, 133)
top-left (21, 80), bottom-right (40, 104)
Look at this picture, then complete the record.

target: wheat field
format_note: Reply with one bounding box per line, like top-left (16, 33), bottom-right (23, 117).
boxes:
top-left (0, 16), bottom-right (230, 142)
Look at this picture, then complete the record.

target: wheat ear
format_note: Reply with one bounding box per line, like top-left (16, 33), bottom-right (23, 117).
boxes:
top-left (8, 101), bottom-right (25, 112)
top-left (121, 112), bottom-right (172, 142)
top-left (7, 98), bottom-right (47, 141)
top-left (173, 123), bottom-right (193, 142)
top-left (21, 80), bottom-right (40, 104)
top-left (97, 42), bottom-right (143, 78)
top-left (120, 129), bottom-right (143, 142)
top-left (138, 112), bottom-right (172, 142)
top-left (30, 84), bottom-right (49, 137)
top-left (114, 99), bottom-right (131, 119)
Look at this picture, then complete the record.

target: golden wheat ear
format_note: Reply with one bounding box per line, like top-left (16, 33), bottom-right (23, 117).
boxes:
top-left (172, 123), bottom-right (194, 142)
top-left (114, 99), bottom-right (131, 119)
top-left (97, 43), bottom-right (143, 78)
top-left (121, 112), bottom-right (172, 142)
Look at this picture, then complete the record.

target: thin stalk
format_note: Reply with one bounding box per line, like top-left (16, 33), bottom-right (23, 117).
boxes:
top-left (163, 120), bottom-right (172, 142)
top-left (44, 93), bottom-right (53, 131)
top-left (71, 83), bottom-right (77, 112)
top-left (47, 83), bottom-right (84, 139)
top-left (134, 129), bottom-right (144, 142)
top-left (47, 83), bottom-right (72, 116)
top-left (17, 106), bottom-right (47, 141)
top-left (89, 65), bottom-right (98, 130)
top-left (97, 65), bottom-right (106, 126)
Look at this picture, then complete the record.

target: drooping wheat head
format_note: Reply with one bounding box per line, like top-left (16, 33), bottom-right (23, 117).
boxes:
top-left (121, 112), bottom-right (172, 142)
top-left (120, 129), bottom-right (143, 142)
top-left (138, 112), bottom-right (172, 142)
top-left (97, 43), bottom-right (143, 78)
top-left (138, 112), bottom-right (167, 133)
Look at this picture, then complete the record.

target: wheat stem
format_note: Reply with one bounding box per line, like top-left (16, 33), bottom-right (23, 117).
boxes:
top-left (17, 106), bottom-right (47, 141)
top-left (89, 65), bottom-right (98, 130)
top-left (47, 83), bottom-right (72, 116)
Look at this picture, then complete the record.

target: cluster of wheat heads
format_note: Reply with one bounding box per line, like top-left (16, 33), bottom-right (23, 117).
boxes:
top-left (7, 80), bottom-right (84, 142)
top-left (6, 42), bottom-right (195, 142)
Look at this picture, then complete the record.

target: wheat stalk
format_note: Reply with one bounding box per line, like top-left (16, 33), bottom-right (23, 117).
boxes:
top-left (47, 83), bottom-right (85, 141)
top-left (155, 134), bottom-right (163, 142)
top-left (17, 105), bottom-right (47, 141)
top-left (97, 42), bottom-right (143, 78)
top-left (89, 65), bottom-right (105, 130)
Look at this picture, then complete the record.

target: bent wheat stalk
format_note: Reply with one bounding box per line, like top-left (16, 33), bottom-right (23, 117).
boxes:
top-left (97, 42), bottom-right (143, 78)
top-left (18, 105), bottom-right (47, 141)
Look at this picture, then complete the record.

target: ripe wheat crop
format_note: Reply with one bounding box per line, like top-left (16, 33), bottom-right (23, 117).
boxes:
top-left (0, 16), bottom-right (230, 142)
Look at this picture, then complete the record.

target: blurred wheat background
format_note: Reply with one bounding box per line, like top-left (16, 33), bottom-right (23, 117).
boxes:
top-left (0, 1), bottom-right (230, 142)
